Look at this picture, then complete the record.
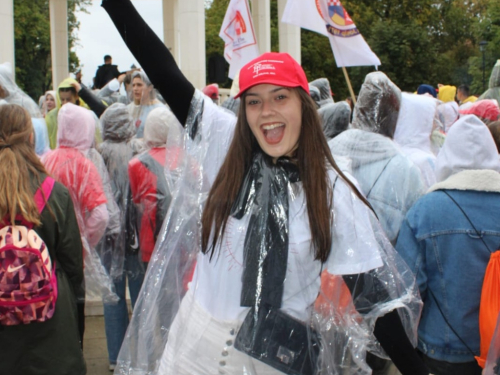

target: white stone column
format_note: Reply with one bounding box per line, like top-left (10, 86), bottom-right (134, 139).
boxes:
top-left (49, 0), bottom-right (69, 90)
top-left (178, 0), bottom-right (206, 89)
top-left (277, 0), bottom-right (301, 64)
top-left (0, 0), bottom-right (15, 72)
top-left (251, 0), bottom-right (271, 54)
top-left (162, 0), bottom-right (179, 64)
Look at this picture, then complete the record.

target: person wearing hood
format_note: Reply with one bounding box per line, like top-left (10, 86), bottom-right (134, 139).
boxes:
top-left (42, 90), bottom-right (57, 117)
top-left (98, 103), bottom-right (145, 372)
top-left (459, 99), bottom-right (500, 125)
top-left (0, 62), bottom-right (42, 118)
top-left (417, 84), bottom-right (437, 98)
top-left (329, 72), bottom-right (426, 246)
top-left (436, 101), bottom-right (460, 133)
top-left (437, 84), bottom-right (457, 103)
top-left (394, 93), bottom-right (438, 189)
top-left (128, 70), bottom-right (164, 138)
top-left (318, 101), bottom-right (351, 140)
top-left (479, 60), bottom-right (500, 104)
top-left (396, 115), bottom-right (500, 375)
top-left (309, 77), bottom-right (334, 108)
top-left (457, 84), bottom-right (477, 106)
top-left (42, 103), bottom-right (110, 346)
top-left (45, 78), bottom-right (107, 149)
top-left (128, 107), bottom-right (181, 265)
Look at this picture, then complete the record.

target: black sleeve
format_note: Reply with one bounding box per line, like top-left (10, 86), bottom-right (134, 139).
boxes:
top-left (78, 86), bottom-right (108, 118)
top-left (342, 273), bottom-right (429, 375)
top-left (102, 0), bottom-right (195, 126)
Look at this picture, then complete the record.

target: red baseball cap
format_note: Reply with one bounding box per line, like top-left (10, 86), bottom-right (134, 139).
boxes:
top-left (235, 52), bottom-right (309, 98)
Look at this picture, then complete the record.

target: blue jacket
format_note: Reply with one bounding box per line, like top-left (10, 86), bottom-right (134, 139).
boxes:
top-left (396, 170), bottom-right (500, 363)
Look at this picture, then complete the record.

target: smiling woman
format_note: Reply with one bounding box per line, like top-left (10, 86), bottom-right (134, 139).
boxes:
top-left (102, 0), bottom-right (430, 374)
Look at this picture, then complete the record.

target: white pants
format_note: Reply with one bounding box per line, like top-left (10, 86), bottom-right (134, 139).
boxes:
top-left (158, 290), bottom-right (282, 375)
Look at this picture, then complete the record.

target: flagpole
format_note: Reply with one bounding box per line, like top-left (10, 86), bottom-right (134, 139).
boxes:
top-left (342, 66), bottom-right (356, 105)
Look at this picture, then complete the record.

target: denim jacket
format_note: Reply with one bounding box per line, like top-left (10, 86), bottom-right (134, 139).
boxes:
top-left (396, 170), bottom-right (500, 363)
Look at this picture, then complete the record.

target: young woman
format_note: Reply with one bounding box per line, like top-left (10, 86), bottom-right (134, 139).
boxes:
top-left (127, 71), bottom-right (164, 138)
top-left (103, 1), bottom-right (429, 374)
top-left (0, 104), bottom-right (86, 374)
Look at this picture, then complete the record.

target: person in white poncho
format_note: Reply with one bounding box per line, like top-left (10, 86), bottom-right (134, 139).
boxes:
top-left (329, 72), bottom-right (426, 245)
top-left (394, 92), bottom-right (438, 189)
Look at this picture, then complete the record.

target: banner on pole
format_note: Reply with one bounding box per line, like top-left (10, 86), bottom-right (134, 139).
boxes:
top-left (282, 0), bottom-right (381, 68)
top-left (219, 0), bottom-right (260, 79)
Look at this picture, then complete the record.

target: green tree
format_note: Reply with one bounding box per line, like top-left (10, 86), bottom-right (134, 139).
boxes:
top-left (13, 0), bottom-right (90, 101)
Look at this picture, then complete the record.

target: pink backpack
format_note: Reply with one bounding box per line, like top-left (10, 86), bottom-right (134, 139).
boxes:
top-left (0, 177), bottom-right (57, 325)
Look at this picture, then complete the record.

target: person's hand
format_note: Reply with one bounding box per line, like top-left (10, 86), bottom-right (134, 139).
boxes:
top-left (70, 80), bottom-right (82, 92)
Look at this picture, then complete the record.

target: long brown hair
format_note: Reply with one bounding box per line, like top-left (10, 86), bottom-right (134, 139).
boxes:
top-left (0, 104), bottom-right (50, 226)
top-left (201, 88), bottom-right (368, 262)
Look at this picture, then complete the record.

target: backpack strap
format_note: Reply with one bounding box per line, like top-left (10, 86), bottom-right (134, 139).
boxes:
top-left (442, 190), bottom-right (496, 253)
top-left (34, 177), bottom-right (55, 214)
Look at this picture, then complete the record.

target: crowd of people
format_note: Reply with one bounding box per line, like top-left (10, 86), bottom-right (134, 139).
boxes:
top-left (1, 0), bottom-right (500, 374)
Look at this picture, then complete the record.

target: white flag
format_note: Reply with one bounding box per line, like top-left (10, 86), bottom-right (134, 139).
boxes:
top-left (219, 0), bottom-right (260, 79)
top-left (282, 0), bottom-right (381, 68)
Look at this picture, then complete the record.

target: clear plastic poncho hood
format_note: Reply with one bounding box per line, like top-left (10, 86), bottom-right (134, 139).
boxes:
top-left (329, 128), bottom-right (425, 244)
top-left (115, 91), bottom-right (422, 375)
top-left (319, 101), bottom-right (351, 140)
top-left (309, 78), bottom-right (334, 108)
top-left (0, 62), bottom-right (41, 118)
top-left (351, 72), bottom-right (402, 139)
top-left (480, 60), bottom-right (500, 105)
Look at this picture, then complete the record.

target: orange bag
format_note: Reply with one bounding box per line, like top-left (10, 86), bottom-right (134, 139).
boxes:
top-left (476, 251), bottom-right (500, 368)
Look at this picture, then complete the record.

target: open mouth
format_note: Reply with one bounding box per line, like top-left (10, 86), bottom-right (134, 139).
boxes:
top-left (261, 123), bottom-right (285, 145)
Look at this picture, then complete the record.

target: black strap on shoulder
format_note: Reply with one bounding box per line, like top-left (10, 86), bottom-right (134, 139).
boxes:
top-left (442, 190), bottom-right (496, 253)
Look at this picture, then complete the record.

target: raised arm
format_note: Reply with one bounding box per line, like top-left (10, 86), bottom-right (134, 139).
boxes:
top-left (101, 0), bottom-right (195, 126)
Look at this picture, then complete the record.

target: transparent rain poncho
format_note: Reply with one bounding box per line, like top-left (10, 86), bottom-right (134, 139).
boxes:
top-left (0, 62), bottom-right (42, 118)
top-left (459, 99), bottom-right (500, 125)
top-left (436, 100), bottom-right (459, 133)
top-left (42, 103), bottom-right (118, 303)
top-left (319, 101), bottom-right (351, 140)
top-left (97, 103), bottom-right (140, 280)
top-left (127, 71), bottom-right (165, 138)
top-left (329, 72), bottom-right (426, 244)
top-left (128, 107), bottom-right (183, 264)
top-left (485, 313), bottom-right (500, 375)
top-left (309, 78), bottom-right (334, 108)
top-left (394, 93), bottom-right (438, 189)
top-left (480, 60), bottom-right (500, 104)
top-left (116, 91), bottom-right (422, 375)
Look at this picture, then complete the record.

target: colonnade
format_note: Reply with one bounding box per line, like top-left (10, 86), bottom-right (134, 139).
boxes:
top-left (0, 0), bottom-right (300, 90)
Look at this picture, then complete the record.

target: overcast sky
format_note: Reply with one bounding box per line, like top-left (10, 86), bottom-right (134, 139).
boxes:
top-left (75, 0), bottom-right (164, 87)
